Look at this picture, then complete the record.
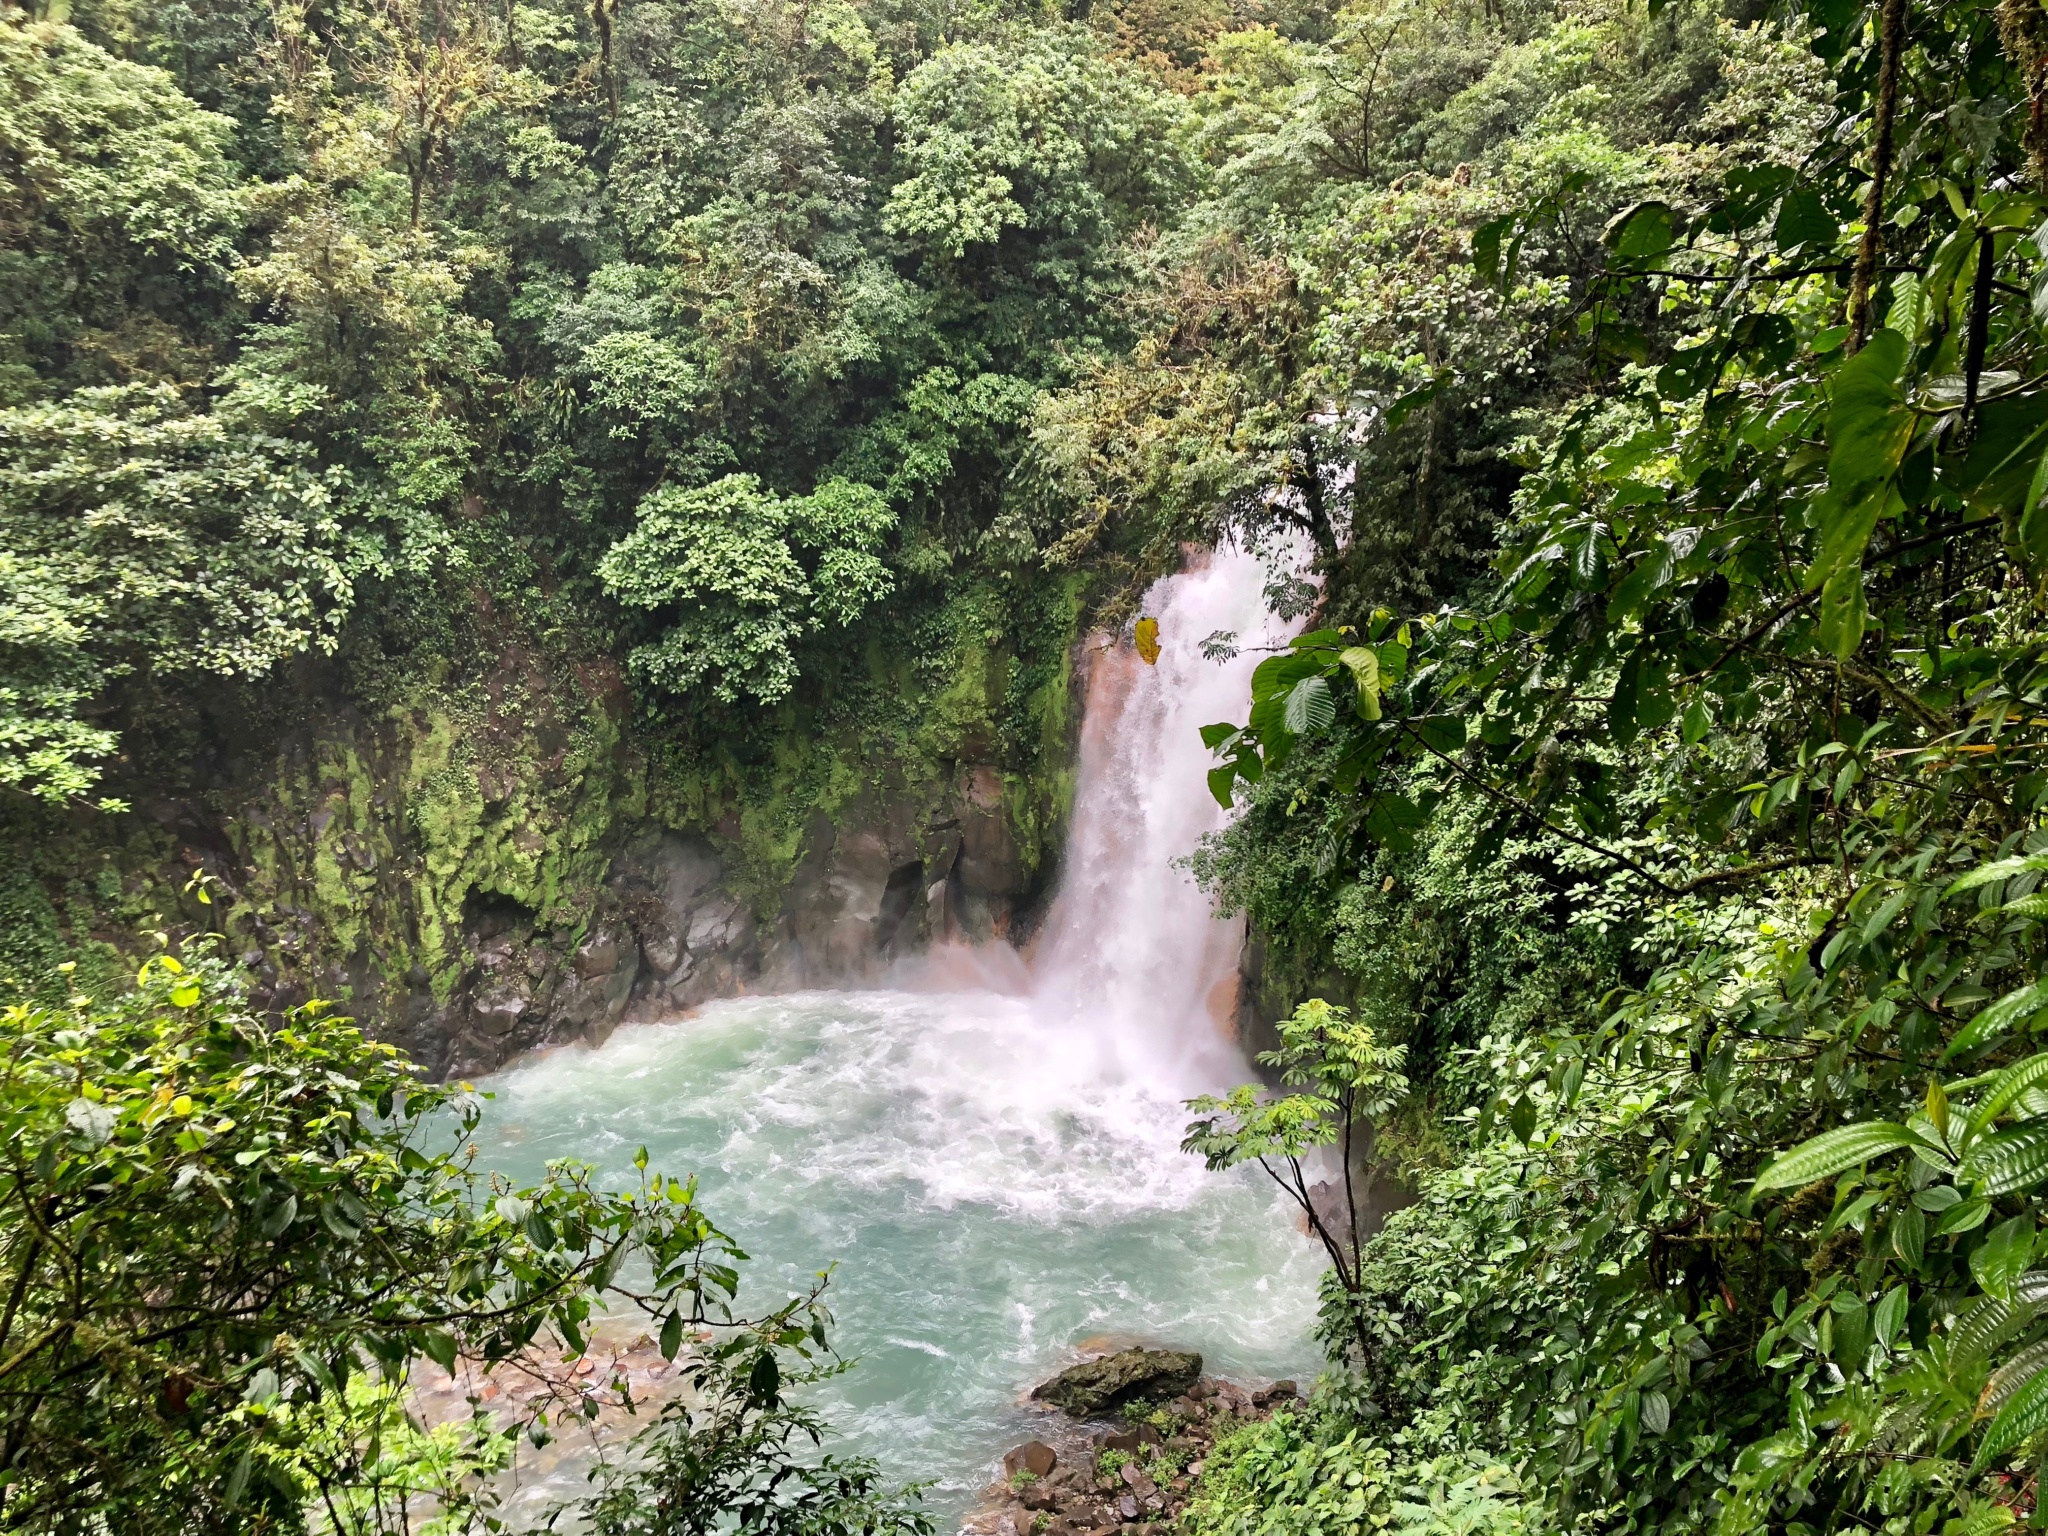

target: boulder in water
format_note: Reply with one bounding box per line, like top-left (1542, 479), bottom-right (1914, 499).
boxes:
top-left (1033, 1348), bottom-right (1201, 1416)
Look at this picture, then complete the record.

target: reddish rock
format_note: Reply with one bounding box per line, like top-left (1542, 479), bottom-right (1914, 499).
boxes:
top-left (1005, 1441), bottom-right (1058, 1479)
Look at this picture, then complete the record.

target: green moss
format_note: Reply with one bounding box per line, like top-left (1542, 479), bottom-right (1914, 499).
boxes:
top-left (4, 536), bottom-right (1103, 1036)
top-left (0, 862), bottom-right (68, 1001)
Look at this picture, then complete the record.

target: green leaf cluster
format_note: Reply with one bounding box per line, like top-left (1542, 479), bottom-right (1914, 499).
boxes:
top-left (598, 474), bottom-right (895, 705)
top-left (0, 946), bottom-right (887, 1531)
top-left (1155, 0), bottom-right (2048, 1527)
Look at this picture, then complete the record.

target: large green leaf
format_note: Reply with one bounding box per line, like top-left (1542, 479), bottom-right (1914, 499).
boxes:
top-left (1752, 1121), bottom-right (1936, 1191)
top-left (1973, 1215), bottom-right (2038, 1301)
top-left (1957, 390), bottom-right (2048, 516)
top-left (1773, 185), bottom-right (1839, 251)
top-left (1471, 214), bottom-right (1515, 286)
top-left (2022, 442), bottom-right (2048, 569)
top-left (1873, 1284), bottom-right (1909, 1349)
top-left (1609, 646), bottom-right (1649, 743)
top-left (1250, 648), bottom-right (1327, 706)
top-left (1945, 854), bottom-right (2048, 897)
top-left (1973, 1356), bottom-right (2048, 1470)
top-left (1952, 1295), bottom-right (2030, 1371)
top-left (1414, 714), bottom-right (1466, 754)
top-left (1961, 1124), bottom-right (2048, 1196)
top-left (1825, 328), bottom-right (1912, 507)
top-left (1817, 564), bottom-right (1868, 660)
top-left (1283, 674), bottom-right (1336, 736)
top-left (1965, 1051), bottom-right (2048, 1140)
top-left (1982, 1339), bottom-right (2048, 1415)
top-left (1365, 791), bottom-right (1427, 849)
top-left (1338, 647), bottom-right (1381, 720)
top-left (1603, 200), bottom-right (1679, 259)
top-left (1945, 985), bottom-right (2048, 1061)
top-left (1608, 541), bottom-right (1676, 622)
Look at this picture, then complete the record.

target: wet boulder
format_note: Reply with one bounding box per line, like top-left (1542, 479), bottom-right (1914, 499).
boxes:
top-left (1033, 1348), bottom-right (1201, 1417)
top-left (1099, 1424), bottom-right (1159, 1455)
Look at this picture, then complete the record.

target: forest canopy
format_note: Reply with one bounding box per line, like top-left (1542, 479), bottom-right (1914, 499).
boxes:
top-left (0, 0), bottom-right (1193, 804)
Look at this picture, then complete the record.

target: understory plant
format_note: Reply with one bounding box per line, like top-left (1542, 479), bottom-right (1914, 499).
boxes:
top-left (1184, 1000), bottom-right (1411, 1364)
top-left (0, 945), bottom-right (919, 1534)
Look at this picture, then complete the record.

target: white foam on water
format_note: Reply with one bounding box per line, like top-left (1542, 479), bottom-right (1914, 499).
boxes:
top-left (473, 543), bottom-right (1322, 1519)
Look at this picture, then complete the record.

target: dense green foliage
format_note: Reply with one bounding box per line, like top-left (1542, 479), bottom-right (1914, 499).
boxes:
top-left (0, 0), bottom-right (1205, 1030)
top-left (598, 474), bottom-right (895, 704)
top-left (31, 0), bottom-right (2048, 1527)
top-left (0, 0), bottom-right (1194, 812)
top-left (0, 946), bottom-right (923, 1533)
top-left (1163, 0), bottom-right (2048, 1525)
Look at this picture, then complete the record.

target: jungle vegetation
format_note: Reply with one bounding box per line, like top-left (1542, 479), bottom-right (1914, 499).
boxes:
top-left (0, 949), bottom-right (933, 1531)
top-left (1167, 0), bottom-right (2048, 1523)
top-left (7, 0), bottom-right (2048, 1526)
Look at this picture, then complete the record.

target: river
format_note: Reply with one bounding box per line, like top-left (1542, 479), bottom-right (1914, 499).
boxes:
top-left (470, 546), bottom-right (1324, 1521)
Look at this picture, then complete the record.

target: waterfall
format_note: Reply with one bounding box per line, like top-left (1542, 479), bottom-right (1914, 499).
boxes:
top-left (473, 541), bottom-right (1321, 1521)
top-left (1028, 543), bottom-right (1299, 1095)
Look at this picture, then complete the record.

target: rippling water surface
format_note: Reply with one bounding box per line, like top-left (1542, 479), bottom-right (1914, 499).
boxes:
top-left (472, 986), bottom-right (1323, 1518)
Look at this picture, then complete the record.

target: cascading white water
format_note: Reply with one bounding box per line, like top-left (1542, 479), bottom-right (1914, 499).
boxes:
top-left (1030, 543), bottom-right (1302, 1094)
top-left (472, 543), bottom-right (1319, 1523)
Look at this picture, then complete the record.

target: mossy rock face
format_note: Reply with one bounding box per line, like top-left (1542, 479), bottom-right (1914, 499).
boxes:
top-left (0, 540), bottom-right (1103, 1075)
top-left (1031, 1348), bottom-right (1202, 1416)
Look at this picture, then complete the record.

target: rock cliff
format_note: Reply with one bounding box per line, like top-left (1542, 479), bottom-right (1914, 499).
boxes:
top-left (2, 584), bottom-right (1084, 1078)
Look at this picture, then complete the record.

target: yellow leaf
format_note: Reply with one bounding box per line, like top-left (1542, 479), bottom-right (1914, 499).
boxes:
top-left (170, 983), bottom-right (201, 1008)
top-left (1339, 647), bottom-right (1382, 721)
top-left (1134, 617), bottom-right (1161, 666)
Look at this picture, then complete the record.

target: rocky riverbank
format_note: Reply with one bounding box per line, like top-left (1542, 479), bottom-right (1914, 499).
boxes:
top-left (965, 1348), bottom-right (1301, 1536)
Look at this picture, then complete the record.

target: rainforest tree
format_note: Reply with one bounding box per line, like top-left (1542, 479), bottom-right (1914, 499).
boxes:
top-left (0, 0), bottom-right (1197, 808)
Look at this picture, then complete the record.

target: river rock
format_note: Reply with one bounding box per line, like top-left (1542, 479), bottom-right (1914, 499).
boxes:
top-left (1005, 1441), bottom-right (1058, 1478)
top-left (1099, 1423), bottom-right (1159, 1454)
top-left (1034, 1349), bottom-right (1201, 1416)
